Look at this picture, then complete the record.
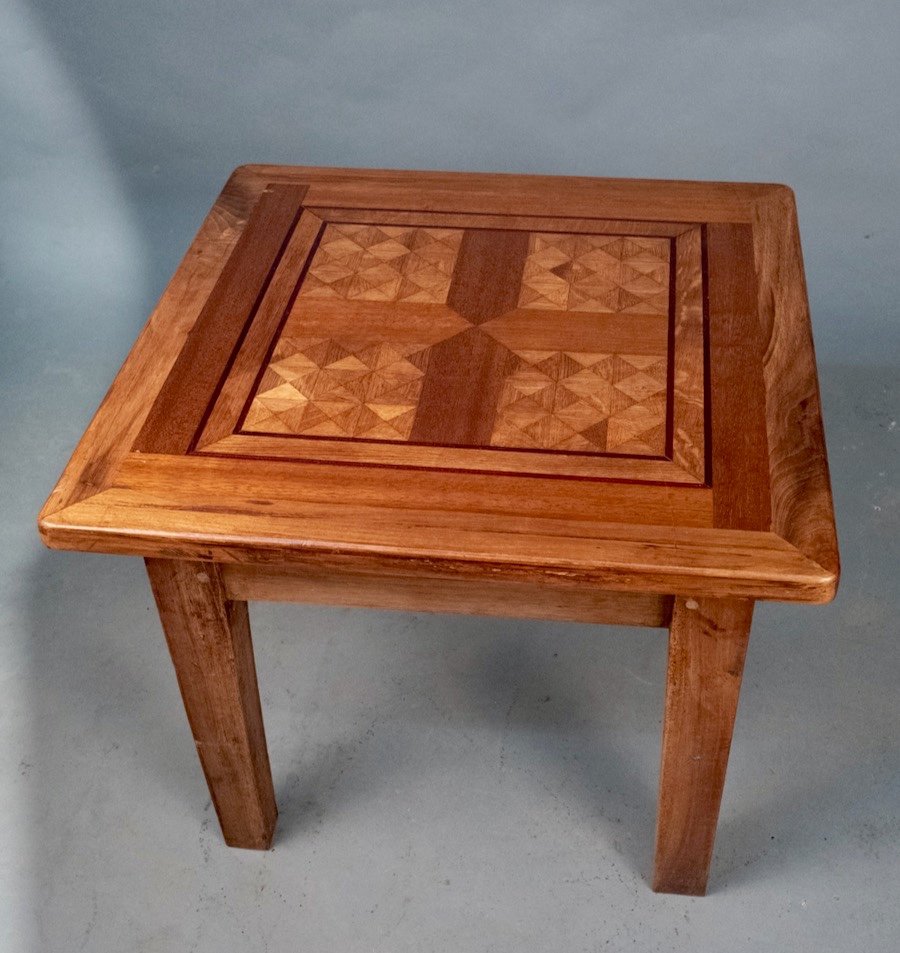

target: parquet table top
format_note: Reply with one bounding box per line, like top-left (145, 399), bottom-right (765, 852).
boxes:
top-left (39, 165), bottom-right (839, 601)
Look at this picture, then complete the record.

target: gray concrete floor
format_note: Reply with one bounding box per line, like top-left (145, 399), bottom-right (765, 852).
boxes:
top-left (1, 357), bottom-right (897, 950)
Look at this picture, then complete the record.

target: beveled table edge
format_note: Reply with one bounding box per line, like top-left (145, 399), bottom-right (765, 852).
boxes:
top-left (37, 165), bottom-right (840, 604)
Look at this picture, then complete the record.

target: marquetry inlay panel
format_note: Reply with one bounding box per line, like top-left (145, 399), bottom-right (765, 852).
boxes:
top-left (297, 224), bottom-right (463, 304)
top-left (242, 222), bottom-right (675, 460)
top-left (490, 350), bottom-right (668, 454)
top-left (517, 233), bottom-right (670, 314)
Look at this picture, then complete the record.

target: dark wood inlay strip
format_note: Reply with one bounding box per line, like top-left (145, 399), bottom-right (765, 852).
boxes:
top-left (409, 328), bottom-right (513, 446)
top-left (134, 184), bottom-right (308, 454)
top-left (446, 228), bottom-right (530, 324)
top-left (706, 223), bottom-right (771, 530)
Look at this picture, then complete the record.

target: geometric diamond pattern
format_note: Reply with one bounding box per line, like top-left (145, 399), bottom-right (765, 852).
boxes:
top-left (244, 336), bottom-right (431, 440)
top-left (243, 225), bottom-right (673, 456)
top-left (490, 351), bottom-right (668, 454)
top-left (298, 223), bottom-right (463, 304)
top-left (517, 234), bottom-right (669, 314)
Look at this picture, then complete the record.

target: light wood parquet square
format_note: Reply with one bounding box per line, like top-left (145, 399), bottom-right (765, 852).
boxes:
top-left (244, 225), bottom-right (671, 455)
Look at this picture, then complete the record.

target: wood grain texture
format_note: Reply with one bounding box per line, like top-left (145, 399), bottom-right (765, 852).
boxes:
top-left (145, 558), bottom-right (276, 849)
top-left (222, 563), bottom-right (673, 627)
top-left (197, 209), bottom-right (325, 448)
top-left (64, 449), bottom-right (715, 536)
top-left (408, 328), bottom-right (512, 445)
top-left (39, 166), bottom-right (838, 603)
top-left (706, 223), bottom-right (772, 530)
top-left (487, 348), bottom-right (667, 455)
top-left (312, 206), bottom-right (690, 236)
top-left (752, 189), bottom-right (840, 581)
top-left (35, 167), bottom-right (841, 889)
top-left (479, 309), bottom-right (668, 355)
top-left (298, 222), bottom-right (462, 303)
top-left (199, 433), bottom-right (697, 483)
top-left (242, 303), bottom-right (467, 442)
top-left (41, 452), bottom-right (838, 602)
top-left (232, 164), bottom-right (769, 221)
top-left (135, 184), bottom-right (308, 454)
top-left (238, 222), bottom-right (676, 459)
top-left (670, 227), bottom-right (706, 481)
top-left (517, 233), bottom-right (669, 313)
top-left (446, 228), bottom-right (530, 323)
top-left (653, 596), bottom-right (753, 895)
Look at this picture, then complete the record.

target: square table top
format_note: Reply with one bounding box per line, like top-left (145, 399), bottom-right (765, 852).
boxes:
top-left (39, 165), bottom-right (839, 602)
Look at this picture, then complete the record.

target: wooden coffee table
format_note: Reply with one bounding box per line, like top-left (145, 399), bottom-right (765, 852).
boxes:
top-left (39, 165), bottom-right (839, 895)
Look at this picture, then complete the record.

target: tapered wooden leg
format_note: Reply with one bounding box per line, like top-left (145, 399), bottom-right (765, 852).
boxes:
top-left (146, 558), bottom-right (277, 849)
top-left (652, 596), bottom-right (753, 895)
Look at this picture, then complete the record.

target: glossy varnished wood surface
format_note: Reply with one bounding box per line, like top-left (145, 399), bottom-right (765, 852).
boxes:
top-left (222, 562), bottom-right (673, 628)
top-left (37, 165), bottom-right (840, 893)
top-left (39, 165), bottom-right (839, 603)
top-left (201, 208), bottom-right (699, 480)
top-left (752, 191), bottom-right (839, 579)
top-left (653, 596), bottom-right (753, 894)
top-left (145, 558), bottom-right (276, 849)
top-left (706, 223), bottom-right (772, 530)
top-left (135, 185), bottom-right (308, 455)
top-left (249, 220), bottom-right (672, 451)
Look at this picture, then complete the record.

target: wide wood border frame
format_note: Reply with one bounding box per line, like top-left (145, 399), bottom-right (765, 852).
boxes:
top-left (38, 165), bottom-right (839, 603)
top-left (185, 202), bottom-right (706, 484)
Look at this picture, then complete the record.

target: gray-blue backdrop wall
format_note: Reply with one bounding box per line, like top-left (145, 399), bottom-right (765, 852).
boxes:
top-left (3, 0), bottom-right (898, 381)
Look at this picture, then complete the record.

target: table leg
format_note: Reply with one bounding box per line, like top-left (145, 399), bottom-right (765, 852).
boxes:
top-left (145, 558), bottom-right (277, 849)
top-left (652, 595), bottom-right (753, 894)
